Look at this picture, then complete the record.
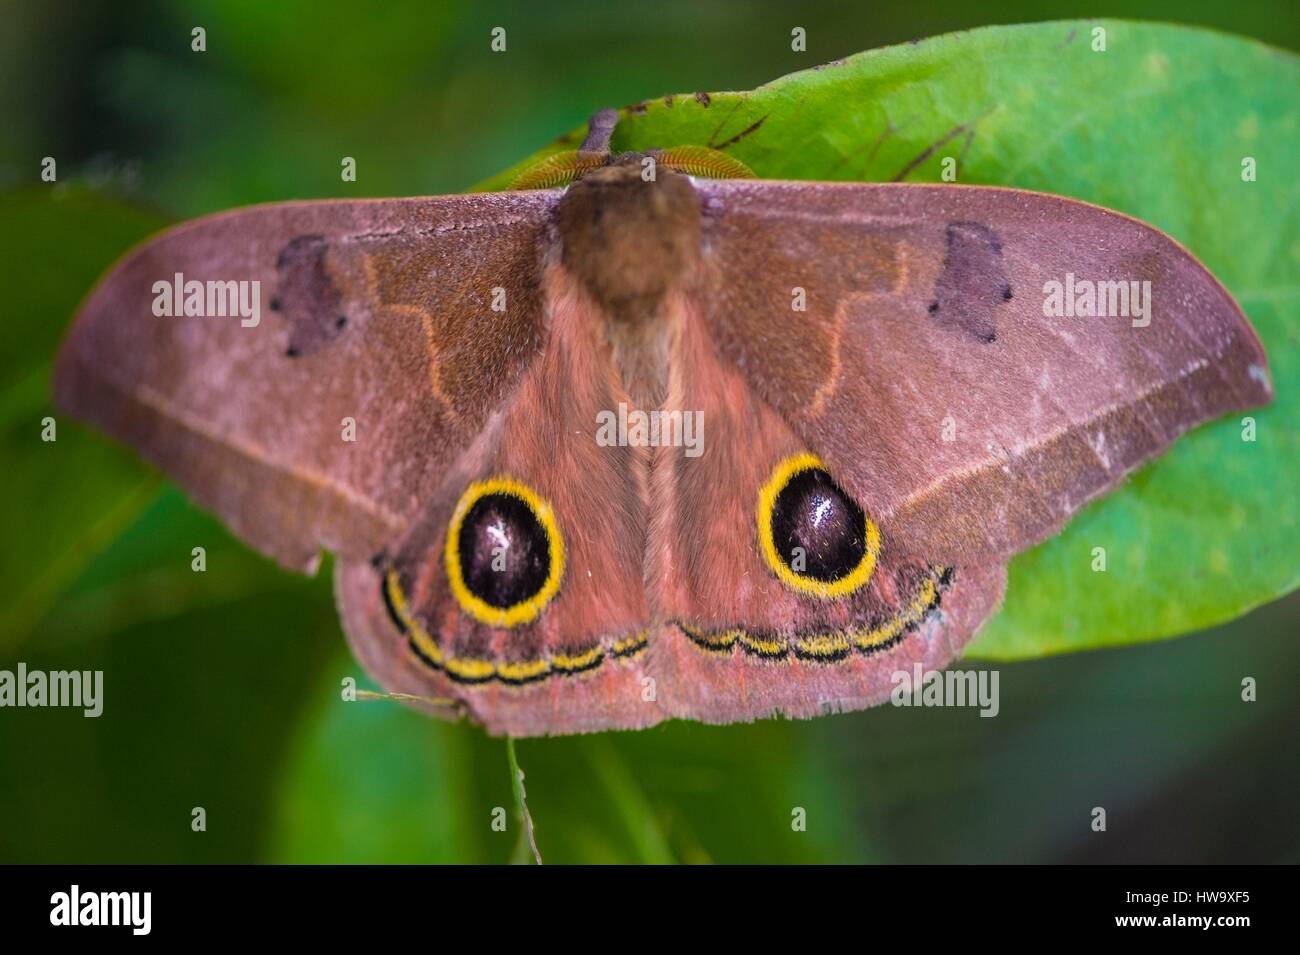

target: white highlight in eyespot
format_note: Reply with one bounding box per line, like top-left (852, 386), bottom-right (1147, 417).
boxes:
top-left (810, 496), bottom-right (832, 528)
top-left (486, 519), bottom-right (510, 552)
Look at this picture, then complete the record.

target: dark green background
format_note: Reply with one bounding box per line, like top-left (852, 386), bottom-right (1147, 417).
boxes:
top-left (1, 0), bottom-right (1296, 863)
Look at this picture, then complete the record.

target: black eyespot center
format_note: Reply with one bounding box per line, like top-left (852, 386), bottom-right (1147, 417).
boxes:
top-left (457, 491), bottom-right (552, 609)
top-left (770, 468), bottom-right (868, 583)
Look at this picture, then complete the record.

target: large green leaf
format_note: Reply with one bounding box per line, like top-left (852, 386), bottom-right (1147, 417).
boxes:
top-left (270, 658), bottom-right (867, 864)
top-left (481, 20), bottom-right (1300, 657)
top-left (0, 188), bottom-right (335, 862)
top-left (0, 189), bottom-right (165, 657)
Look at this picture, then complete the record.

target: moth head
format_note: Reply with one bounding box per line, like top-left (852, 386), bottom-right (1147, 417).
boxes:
top-left (757, 453), bottom-right (881, 599)
top-left (444, 476), bottom-right (565, 628)
top-left (554, 158), bottom-right (702, 325)
top-left (513, 114), bottom-right (754, 327)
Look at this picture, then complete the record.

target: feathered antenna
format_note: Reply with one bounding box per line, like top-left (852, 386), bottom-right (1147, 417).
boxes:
top-left (510, 150), bottom-right (607, 190)
top-left (655, 145), bottom-right (755, 179)
top-left (510, 109), bottom-right (620, 190)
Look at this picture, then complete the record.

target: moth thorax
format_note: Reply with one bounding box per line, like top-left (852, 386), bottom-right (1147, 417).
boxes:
top-left (556, 162), bottom-right (701, 327)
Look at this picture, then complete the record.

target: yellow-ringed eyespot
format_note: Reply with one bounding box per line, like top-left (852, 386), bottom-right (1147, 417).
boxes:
top-left (756, 453), bottom-right (880, 598)
top-left (445, 477), bottom-right (565, 628)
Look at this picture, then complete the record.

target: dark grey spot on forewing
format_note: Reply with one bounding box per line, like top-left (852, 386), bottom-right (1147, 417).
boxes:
top-left (274, 234), bottom-right (346, 357)
top-left (927, 221), bottom-right (1012, 343)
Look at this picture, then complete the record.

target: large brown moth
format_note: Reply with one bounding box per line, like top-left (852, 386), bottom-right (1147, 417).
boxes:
top-left (55, 109), bottom-right (1273, 737)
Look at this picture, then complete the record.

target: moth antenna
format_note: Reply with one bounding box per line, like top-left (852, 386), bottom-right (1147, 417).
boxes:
top-left (510, 150), bottom-right (606, 190)
top-left (355, 688), bottom-right (462, 713)
top-left (580, 107), bottom-right (619, 153)
top-left (655, 145), bottom-right (756, 179)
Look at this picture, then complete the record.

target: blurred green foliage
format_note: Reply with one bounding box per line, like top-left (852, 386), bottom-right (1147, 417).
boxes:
top-left (1, 1), bottom-right (1297, 864)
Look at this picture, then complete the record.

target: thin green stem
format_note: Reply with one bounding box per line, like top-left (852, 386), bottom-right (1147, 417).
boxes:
top-left (506, 737), bottom-right (542, 864)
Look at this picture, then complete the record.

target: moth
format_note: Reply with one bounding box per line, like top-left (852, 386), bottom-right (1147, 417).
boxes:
top-left (55, 109), bottom-right (1273, 736)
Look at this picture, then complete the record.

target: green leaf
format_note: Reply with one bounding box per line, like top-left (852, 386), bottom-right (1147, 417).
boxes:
top-left (0, 187), bottom-right (344, 862)
top-left (269, 661), bottom-right (860, 863)
top-left (268, 648), bottom-right (481, 864)
top-left (0, 188), bottom-right (169, 656)
top-left (481, 20), bottom-right (1300, 656)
